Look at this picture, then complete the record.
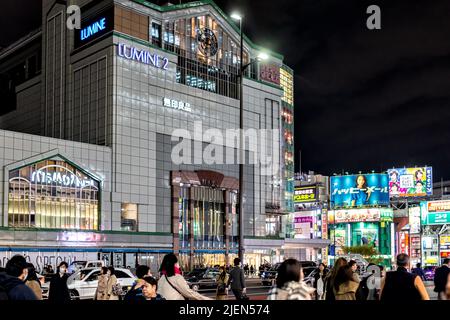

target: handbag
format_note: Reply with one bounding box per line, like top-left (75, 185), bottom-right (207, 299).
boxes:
top-left (165, 275), bottom-right (190, 300)
top-left (112, 283), bottom-right (123, 296)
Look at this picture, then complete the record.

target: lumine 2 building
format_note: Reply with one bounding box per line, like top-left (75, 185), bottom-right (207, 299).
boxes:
top-left (0, 0), bottom-right (297, 271)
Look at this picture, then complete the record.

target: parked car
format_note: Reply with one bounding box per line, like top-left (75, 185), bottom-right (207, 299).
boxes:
top-left (423, 266), bottom-right (437, 281)
top-left (41, 267), bottom-right (136, 300)
top-left (184, 268), bottom-right (220, 291)
top-left (68, 260), bottom-right (105, 274)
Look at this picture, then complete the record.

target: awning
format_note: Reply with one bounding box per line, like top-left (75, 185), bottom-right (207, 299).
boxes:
top-left (282, 238), bottom-right (331, 249)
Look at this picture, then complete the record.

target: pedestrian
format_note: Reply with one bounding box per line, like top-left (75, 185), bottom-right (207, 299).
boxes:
top-left (323, 257), bottom-right (347, 301)
top-left (250, 265), bottom-right (254, 277)
top-left (313, 263), bottom-right (328, 300)
top-left (227, 258), bottom-right (247, 300)
top-left (106, 266), bottom-right (120, 300)
top-left (267, 258), bottom-right (315, 300)
top-left (348, 260), bottom-right (360, 282)
top-left (434, 258), bottom-right (450, 300)
top-left (244, 264), bottom-right (249, 277)
top-left (216, 266), bottom-right (229, 300)
top-left (380, 253), bottom-right (429, 301)
top-left (157, 253), bottom-right (211, 300)
top-left (25, 263), bottom-right (42, 300)
top-left (412, 263), bottom-right (426, 281)
top-left (124, 264), bottom-right (152, 301)
top-left (95, 267), bottom-right (109, 300)
top-left (48, 261), bottom-right (71, 302)
top-left (141, 276), bottom-right (165, 300)
top-left (0, 255), bottom-right (37, 300)
top-left (334, 265), bottom-right (360, 300)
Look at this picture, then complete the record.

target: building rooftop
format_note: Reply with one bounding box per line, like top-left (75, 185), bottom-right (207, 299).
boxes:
top-left (0, 28), bottom-right (42, 60)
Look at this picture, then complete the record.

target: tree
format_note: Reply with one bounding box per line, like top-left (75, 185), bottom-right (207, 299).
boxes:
top-left (341, 245), bottom-right (384, 265)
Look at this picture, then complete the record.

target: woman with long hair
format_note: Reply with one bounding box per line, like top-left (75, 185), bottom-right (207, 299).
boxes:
top-left (25, 263), bottom-right (42, 300)
top-left (95, 266), bottom-right (109, 300)
top-left (106, 266), bottom-right (119, 300)
top-left (324, 257), bottom-right (348, 301)
top-left (157, 253), bottom-right (211, 300)
top-left (216, 266), bottom-right (229, 300)
top-left (334, 265), bottom-right (360, 300)
top-left (351, 175), bottom-right (371, 207)
top-left (267, 259), bottom-right (315, 300)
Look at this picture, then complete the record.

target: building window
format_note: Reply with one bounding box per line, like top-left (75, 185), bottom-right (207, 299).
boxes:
top-left (8, 159), bottom-right (100, 230)
top-left (266, 216), bottom-right (280, 237)
top-left (121, 203), bottom-right (138, 232)
top-left (280, 67), bottom-right (294, 105)
top-left (151, 22), bottom-right (162, 47)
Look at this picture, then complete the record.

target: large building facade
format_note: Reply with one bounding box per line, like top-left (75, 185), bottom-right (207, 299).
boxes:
top-left (0, 0), bottom-right (294, 271)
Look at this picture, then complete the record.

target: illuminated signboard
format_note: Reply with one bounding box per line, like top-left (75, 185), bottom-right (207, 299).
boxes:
top-left (117, 43), bottom-right (169, 70)
top-left (387, 167), bottom-right (432, 198)
top-left (328, 208), bottom-right (393, 224)
top-left (293, 215), bottom-right (312, 239)
top-left (31, 165), bottom-right (95, 188)
top-left (163, 98), bottom-right (192, 113)
top-left (260, 63), bottom-right (280, 85)
top-left (421, 200), bottom-right (450, 225)
top-left (293, 185), bottom-right (317, 203)
top-left (409, 206), bottom-right (421, 234)
top-left (80, 18), bottom-right (106, 41)
top-left (330, 174), bottom-right (389, 208)
top-left (74, 7), bottom-right (114, 49)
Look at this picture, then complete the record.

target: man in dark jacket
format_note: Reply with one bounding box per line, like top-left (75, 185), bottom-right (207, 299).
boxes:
top-left (434, 258), bottom-right (450, 300)
top-left (48, 262), bottom-right (71, 302)
top-left (228, 258), bottom-right (246, 300)
top-left (0, 255), bottom-right (37, 300)
top-left (412, 263), bottom-right (426, 281)
top-left (124, 265), bottom-right (152, 301)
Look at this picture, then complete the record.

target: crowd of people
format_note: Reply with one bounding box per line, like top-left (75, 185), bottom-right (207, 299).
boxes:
top-left (1, 253), bottom-right (450, 301)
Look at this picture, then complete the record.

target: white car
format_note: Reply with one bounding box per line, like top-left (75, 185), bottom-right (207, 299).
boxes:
top-left (68, 260), bottom-right (105, 274)
top-left (42, 268), bottom-right (136, 300)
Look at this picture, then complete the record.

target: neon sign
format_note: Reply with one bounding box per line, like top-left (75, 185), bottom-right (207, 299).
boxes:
top-left (117, 43), bottom-right (169, 70)
top-left (31, 166), bottom-right (96, 188)
top-left (80, 17), bottom-right (106, 41)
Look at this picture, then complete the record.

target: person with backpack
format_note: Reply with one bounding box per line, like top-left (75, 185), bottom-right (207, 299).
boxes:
top-left (157, 253), bottom-right (211, 300)
top-left (380, 253), bottom-right (429, 301)
top-left (267, 259), bottom-right (315, 300)
top-left (105, 266), bottom-right (120, 300)
top-left (48, 261), bottom-right (71, 302)
top-left (323, 257), bottom-right (347, 301)
top-left (228, 258), bottom-right (247, 300)
top-left (0, 255), bottom-right (37, 300)
top-left (216, 266), bottom-right (229, 300)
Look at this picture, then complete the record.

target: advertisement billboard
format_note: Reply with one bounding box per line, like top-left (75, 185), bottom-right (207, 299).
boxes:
top-left (294, 216), bottom-right (312, 239)
top-left (330, 174), bottom-right (389, 208)
top-left (409, 206), bottom-right (421, 234)
top-left (387, 167), bottom-right (432, 198)
top-left (328, 208), bottom-right (393, 224)
top-left (421, 200), bottom-right (450, 225)
top-left (293, 185), bottom-right (317, 203)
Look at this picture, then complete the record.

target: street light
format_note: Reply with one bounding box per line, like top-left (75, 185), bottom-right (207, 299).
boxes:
top-left (231, 12), bottom-right (268, 264)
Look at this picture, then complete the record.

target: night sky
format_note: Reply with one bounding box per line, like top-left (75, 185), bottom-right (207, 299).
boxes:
top-left (2, 0), bottom-right (450, 180)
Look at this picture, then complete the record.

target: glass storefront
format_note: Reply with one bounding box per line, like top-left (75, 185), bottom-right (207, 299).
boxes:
top-left (8, 158), bottom-right (100, 230)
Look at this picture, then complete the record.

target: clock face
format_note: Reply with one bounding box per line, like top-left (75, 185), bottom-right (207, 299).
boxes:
top-left (196, 27), bottom-right (218, 57)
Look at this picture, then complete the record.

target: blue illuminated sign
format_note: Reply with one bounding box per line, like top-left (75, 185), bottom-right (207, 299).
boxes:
top-left (80, 17), bottom-right (106, 41)
top-left (117, 43), bottom-right (169, 70)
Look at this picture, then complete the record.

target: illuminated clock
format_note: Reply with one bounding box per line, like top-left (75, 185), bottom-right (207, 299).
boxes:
top-left (196, 27), bottom-right (218, 57)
